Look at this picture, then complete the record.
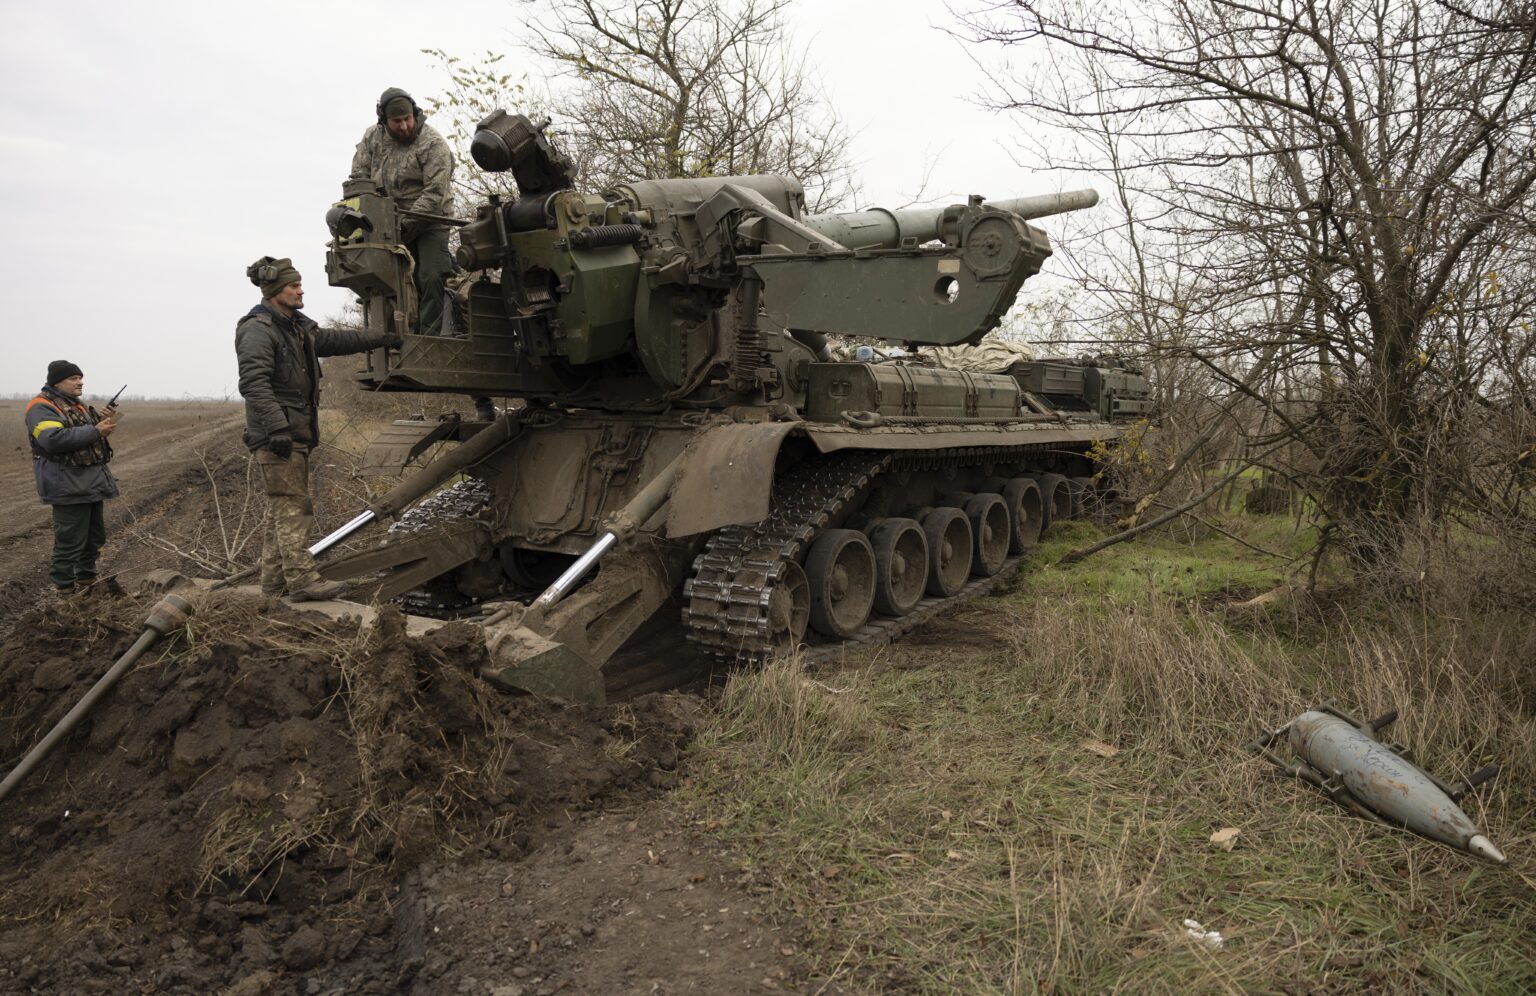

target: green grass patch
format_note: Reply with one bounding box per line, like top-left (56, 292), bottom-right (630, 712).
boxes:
top-left (1010, 514), bottom-right (1315, 606)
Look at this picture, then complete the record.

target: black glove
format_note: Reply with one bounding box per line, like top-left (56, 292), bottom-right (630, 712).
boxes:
top-left (381, 332), bottom-right (404, 349)
top-left (268, 434), bottom-right (294, 459)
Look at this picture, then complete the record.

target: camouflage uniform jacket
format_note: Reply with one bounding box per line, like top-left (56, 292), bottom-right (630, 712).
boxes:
top-left (235, 304), bottom-right (389, 450)
top-left (25, 385), bottom-right (119, 505)
top-left (349, 120), bottom-right (455, 220)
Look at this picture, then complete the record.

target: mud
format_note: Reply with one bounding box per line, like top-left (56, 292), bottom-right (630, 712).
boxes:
top-left (398, 807), bottom-right (830, 995)
top-left (0, 587), bottom-right (703, 994)
top-left (0, 402), bottom-right (840, 994)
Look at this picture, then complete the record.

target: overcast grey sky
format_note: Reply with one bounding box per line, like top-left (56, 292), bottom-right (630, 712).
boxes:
top-left (1, 0), bottom-right (1068, 400)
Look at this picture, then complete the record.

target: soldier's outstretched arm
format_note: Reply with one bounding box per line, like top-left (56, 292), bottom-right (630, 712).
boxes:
top-left (314, 326), bottom-right (398, 357)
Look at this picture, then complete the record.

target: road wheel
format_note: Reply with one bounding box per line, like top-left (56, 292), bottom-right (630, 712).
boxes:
top-left (1034, 473), bottom-right (1071, 533)
top-left (766, 559), bottom-right (810, 651)
top-left (1002, 478), bottom-right (1043, 552)
top-left (867, 517), bottom-right (928, 616)
top-left (804, 529), bottom-right (876, 638)
top-left (963, 494), bottom-right (1011, 577)
top-left (921, 507), bottom-right (973, 597)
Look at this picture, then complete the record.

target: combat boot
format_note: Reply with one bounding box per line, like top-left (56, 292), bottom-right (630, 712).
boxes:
top-left (75, 576), bottom-right (125, 597)
top-left (287, 579), bottom-right (349, 602)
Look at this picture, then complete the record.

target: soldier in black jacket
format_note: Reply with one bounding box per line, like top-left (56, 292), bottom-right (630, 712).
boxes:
top-left (235, 257), bottom-right (398, 600)
top-left (24, 361), bottom-right (120, 591)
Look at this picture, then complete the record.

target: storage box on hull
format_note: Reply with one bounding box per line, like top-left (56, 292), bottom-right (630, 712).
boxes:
top-left (804, 362), bottom-right (1022, 422)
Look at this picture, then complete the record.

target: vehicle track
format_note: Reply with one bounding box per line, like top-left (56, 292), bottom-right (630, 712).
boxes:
top-left (683, 444), bottom-right (1079, 666)
top-left (364, 448), bottom-right (1082, 695)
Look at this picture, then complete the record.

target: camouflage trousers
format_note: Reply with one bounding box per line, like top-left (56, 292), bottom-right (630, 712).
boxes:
top-left (255, 447), bottom-right (322, 591)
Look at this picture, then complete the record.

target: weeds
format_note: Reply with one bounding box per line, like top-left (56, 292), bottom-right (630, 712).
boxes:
top-left (681, 513), bottom-right (1536, 993)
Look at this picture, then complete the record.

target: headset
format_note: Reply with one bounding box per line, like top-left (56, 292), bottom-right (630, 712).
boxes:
top-left (247, 257), bottom-right (281, 288)
top-left (376, 87), bottom-right (421, 126)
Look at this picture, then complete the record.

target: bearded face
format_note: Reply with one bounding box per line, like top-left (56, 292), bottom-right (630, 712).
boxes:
top-left (386, 112), bottom-right (417, 143)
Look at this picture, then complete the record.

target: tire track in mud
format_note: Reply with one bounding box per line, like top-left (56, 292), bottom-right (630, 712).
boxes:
top-left (0, 409), bottom-right (244, 617)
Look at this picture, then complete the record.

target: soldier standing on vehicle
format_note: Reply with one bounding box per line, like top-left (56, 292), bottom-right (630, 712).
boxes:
top-left (25, 361), bottom-right (119, 592)
top-left (236, 257), bottom-right (399, 601)
top-left (350, 87), bottom-right (495, 421)
top-left (350, 87), bottom-right (457, 339)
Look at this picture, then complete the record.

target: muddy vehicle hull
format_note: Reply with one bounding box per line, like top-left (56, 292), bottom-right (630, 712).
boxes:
top-left (321, 408), bottom-right (1114, 700)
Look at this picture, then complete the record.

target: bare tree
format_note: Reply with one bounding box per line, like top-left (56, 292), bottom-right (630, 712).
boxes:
top-left (421, 49), bottom-right (553, 208)
top-left (522, 0), bottom-right (855, 210)
top-left (965, 0), bottom-right (1536, 570)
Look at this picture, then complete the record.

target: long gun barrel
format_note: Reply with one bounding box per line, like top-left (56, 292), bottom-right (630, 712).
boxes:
top-left (802, 189), bottom-right (1099, 251)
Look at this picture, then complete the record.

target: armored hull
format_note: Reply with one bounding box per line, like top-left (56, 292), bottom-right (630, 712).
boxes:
top-left (322, 382), bottom-right (1125, 699)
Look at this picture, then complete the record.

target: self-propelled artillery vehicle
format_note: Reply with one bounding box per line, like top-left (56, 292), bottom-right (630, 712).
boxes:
top-left (314, 111), bottom-right (1151, 702)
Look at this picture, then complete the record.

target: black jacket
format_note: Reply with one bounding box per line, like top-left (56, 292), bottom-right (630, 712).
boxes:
top-left (235, 303), bottom-right (386, 450)
top-left (24, 385), bottom-right (119, 505)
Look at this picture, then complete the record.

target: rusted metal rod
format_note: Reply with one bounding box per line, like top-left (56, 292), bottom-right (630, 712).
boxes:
top-left (534, 454), bottom-right (684, 610)
top-left (0, 594), bottom-right (194, 804)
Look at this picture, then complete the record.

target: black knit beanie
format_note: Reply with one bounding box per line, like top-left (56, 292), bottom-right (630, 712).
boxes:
top-left (47, 360), bottom-right (83, 386)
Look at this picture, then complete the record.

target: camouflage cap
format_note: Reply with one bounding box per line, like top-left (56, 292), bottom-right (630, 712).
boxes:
top-left (247, 256), bottom-right (301, 298)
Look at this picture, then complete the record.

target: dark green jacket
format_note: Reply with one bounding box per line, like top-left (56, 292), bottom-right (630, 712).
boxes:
top-left (235, 303), bottom-right (386, 450)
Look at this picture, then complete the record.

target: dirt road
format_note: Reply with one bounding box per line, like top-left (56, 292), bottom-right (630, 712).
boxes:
top-left (0, 400), bottom-right (244, 614)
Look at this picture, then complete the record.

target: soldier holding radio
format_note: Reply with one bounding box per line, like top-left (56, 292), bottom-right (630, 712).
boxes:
top-left (24, 361), bottom-right (120, 592)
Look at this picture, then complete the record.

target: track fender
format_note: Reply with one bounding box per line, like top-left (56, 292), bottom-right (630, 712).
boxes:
top-left (666, 421), bottom-right (798, 537)
top-left (801, 422), bottom-right (1121, 452)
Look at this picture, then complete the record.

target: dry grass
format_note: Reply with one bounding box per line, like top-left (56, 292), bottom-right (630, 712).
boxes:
top-left (330, 612), bottom-right (519, 863)
top-left (680, 514), bottom-right (1536, 993)
top-left (194, 605), bottom-right (518, 898)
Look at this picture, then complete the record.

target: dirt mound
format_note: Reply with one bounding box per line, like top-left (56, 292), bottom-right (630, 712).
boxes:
top-left (0, 587), bottom-right (700, 994)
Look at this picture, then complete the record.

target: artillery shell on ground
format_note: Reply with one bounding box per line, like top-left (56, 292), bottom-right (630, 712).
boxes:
top-left (1249, 703), bottom-right (1505, 863)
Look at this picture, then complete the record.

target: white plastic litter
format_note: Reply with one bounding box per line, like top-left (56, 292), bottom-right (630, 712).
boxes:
top-left (1183, 919), bottom-right (1224, 949)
